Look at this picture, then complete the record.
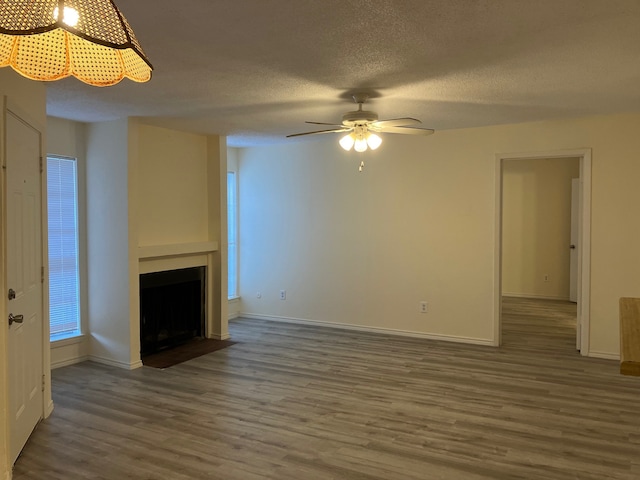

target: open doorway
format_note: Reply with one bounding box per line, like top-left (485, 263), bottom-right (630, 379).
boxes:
top-left (494, 149), bottom-right (592, 355)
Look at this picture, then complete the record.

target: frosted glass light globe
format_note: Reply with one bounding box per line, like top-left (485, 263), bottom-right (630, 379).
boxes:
top-left (367, 133), bottom-right (382, 150)
top-left (354, 138), bottom-right (368, 152)
top-left (339, 134), bottom-right (355, 151)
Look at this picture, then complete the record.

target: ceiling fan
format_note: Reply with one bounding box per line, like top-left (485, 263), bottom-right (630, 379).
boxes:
top-left (286, 94), bottom-right (435, 154)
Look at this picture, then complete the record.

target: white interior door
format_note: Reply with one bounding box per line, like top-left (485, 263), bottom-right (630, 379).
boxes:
top-left (569, 177), bottom-right (580, 351)
top-left (569, 178), bottom-right (579, 303)
top-left (6, 109), bottom-right (44, 464)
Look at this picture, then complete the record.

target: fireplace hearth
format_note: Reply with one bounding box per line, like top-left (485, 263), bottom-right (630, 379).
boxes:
top-left (139, 267), bottom-right (206, 356)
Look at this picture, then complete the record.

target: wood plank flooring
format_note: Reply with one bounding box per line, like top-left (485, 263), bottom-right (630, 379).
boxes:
top-left (12, 298), bottom-right (640, 479)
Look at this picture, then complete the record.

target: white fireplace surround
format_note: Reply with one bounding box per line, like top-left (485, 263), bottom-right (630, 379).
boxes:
top-left (138, 241), bottom-right (219, 341)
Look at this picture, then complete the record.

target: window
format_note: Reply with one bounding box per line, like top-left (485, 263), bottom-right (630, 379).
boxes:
top-left (47, 156), bottom-right (81, 341)
top-left (227, 171), bottom-right (238, 298)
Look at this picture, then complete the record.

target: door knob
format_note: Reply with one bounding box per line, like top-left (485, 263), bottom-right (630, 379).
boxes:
top-left (8, 313), bottom-right (23, 326)
top-left (570, 245), bottom-right (576, 249)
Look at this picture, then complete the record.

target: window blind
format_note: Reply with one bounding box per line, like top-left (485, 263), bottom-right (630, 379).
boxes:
top-left (227, 171), bottom-right (238, 298)
top-left (47, 157), bottom-right (81, 340)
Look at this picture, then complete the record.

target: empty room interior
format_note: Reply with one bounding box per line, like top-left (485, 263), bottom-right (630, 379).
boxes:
top-left (1, 1), bottom-right (639, 479)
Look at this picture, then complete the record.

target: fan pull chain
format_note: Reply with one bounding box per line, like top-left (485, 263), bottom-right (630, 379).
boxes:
top-left (359, 160), bottom-right (365, 172)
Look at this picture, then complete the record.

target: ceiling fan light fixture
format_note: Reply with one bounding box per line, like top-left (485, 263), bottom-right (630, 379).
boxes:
top-left (339, 133), bottom-right (355, 151)
top-left (366, 132), bottom-right (382, 150)
top-left (287, 95), bottom-right (434, 161)
top-left (0, 0), bottom-right (153, 86)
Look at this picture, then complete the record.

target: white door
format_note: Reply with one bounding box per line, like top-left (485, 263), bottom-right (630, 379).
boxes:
top-left (569, 178), bottom-right (579, 303)
top-left (6, 109), bottom-right (44, 464)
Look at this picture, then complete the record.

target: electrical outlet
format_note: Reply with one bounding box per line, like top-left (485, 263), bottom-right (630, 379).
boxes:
top-left (280, 290), bottom-right (286, 300)
top-left (420, 301), bottom-right (428, 313)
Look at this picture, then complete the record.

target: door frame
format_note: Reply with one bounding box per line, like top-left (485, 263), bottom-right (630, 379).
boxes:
top-left (494, 148), bottom-right (592, 355)
top-left (569, 178), bottom-right (579, 305)
top-left (1, 96), bottom-right (52, 472)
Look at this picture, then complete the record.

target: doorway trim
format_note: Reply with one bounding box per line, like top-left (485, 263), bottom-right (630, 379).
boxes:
top-left (494, 148), bottom-right (591, 355)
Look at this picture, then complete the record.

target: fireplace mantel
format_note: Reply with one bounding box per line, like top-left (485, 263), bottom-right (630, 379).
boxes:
top-left (138, 241), bottom-right (218, 274)
top-left (138, 241), bottom-right (218, 260)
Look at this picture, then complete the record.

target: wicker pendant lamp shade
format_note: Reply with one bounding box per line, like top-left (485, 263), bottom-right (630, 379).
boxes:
top-left (0, 0), bottom-right (152, 86)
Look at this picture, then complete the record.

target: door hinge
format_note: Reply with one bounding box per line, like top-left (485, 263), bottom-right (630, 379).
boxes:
top-left (41, 266), bottom-right (45, 283)
top-left (39, 156), bottom-right (44, 173)
top-left (42, 374), bottom-right (46, 392)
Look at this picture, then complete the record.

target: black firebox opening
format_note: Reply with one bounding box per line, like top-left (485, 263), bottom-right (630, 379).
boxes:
top-left (140, 266), bottom-right (206, 357)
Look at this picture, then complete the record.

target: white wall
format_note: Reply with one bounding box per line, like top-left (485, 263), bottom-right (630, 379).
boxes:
top-left (85, 119), bottom-right (137, 368)
top-left (228, 147), bottom-right (239, 171)
top-left (53, 121), bottom-right (229, 365)
top-left (238, 113), bottom-right (640, 357)
top-left (46, 117), bottom-right (90, 368)
top-left (207, 137), bottom-right (229, 338)
top-left (0, 68), bottom-right (47, 480)
top-left (502, 157), bottom-right (580, 299)
top-left (239, 134), bottom-right (497, 344)
top-left (227, 147), bottom-right (241, 319)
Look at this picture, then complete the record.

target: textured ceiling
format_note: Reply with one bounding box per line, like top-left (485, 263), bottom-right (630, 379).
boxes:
top-left (44, 0), bottom-right (640, 147)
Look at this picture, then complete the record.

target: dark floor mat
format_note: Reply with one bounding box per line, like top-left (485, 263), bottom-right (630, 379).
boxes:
top-left (142, 338), bottom-right (236, 368)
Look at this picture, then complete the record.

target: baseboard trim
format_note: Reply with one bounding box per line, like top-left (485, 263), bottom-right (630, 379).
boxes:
top-left (588, 351), bottom-right (620, 361)
top-left (45, 400), bottom-right (55, 418)
top-left (228, 298), bottom-right (240, 321)
top-left (89, 355), bottom-right (143, 370)
top-left (129, 360), bottom-right (143, 370)
top-left (240, 313), bottom-right (493, 346)
top-left (208, 333), bottom-right (231, 341)
top-left (51, 355), bottom-right (89, 370)
top-left (502, 293), bottom-right (571, 301)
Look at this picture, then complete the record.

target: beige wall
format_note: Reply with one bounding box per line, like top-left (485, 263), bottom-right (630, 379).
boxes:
top-left (502, 157), bottom-right (580, 299)
top-left (138, 125), bottom-right (228, 338)
top-left (137, 125), bottom-right (209, 246)
top-left (0, 68), bottom-right (47, 480)
top-left (238, 113), bottom-right (640, 357)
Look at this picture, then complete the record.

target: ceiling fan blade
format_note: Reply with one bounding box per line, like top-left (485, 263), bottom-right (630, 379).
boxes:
top-left (381, 126), bottom-right (435, 136)
top-left (286, 127), bottom-right (352, 138)
top-left (371, 118), bottom-right (421, 129)
top-left (305, 121), bottom-right (345, 127)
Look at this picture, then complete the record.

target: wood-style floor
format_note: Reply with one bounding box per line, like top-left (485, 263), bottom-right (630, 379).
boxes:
top-left (13, 298), bottom-right (640, 479)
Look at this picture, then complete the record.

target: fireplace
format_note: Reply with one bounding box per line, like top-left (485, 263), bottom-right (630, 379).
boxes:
top-left (139, 266), bottom-right (206, 356)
